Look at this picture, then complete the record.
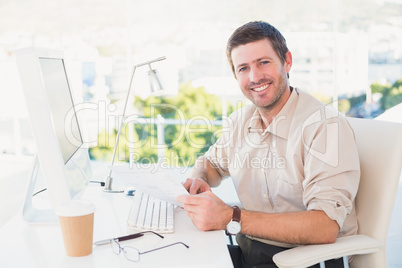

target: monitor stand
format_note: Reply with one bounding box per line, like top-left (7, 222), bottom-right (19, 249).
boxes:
top-left (23, 156), bottom-right (58, 223)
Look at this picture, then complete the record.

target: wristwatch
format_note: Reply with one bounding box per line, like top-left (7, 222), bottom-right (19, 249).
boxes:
top-left (225, 206), bottom-right (241, 235)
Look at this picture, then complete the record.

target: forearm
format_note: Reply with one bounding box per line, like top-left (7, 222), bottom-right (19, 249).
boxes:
top-left (240, 210), bottom-right (340, 245)
top-left (190, 156), bottom-right (223, 187)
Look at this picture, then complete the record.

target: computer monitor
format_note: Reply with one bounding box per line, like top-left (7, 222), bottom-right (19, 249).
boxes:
top-left (15, 47), bottom-right (92, 223)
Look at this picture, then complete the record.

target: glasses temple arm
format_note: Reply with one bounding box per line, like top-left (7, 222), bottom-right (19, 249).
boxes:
top-left (140, 242), bottom-right (189, 255)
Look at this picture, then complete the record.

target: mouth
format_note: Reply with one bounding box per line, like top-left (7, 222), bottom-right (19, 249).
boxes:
top-left (251, 82), bottom-right (272, 92)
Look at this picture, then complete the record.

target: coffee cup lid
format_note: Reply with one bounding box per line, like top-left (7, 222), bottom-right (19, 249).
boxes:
top-left (55, 199), bottom-right (96, 217)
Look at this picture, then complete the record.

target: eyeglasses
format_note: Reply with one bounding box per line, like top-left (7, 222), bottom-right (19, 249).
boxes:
top-left (118, 230), bottom-right (165, 242)
top-left (111, 240), bottom-right (189, 262)
top-left (111, 239), bottom-right (189, 262)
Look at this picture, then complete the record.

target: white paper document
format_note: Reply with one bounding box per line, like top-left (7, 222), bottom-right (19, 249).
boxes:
top-left (111, 165), bottom-right (189, 207)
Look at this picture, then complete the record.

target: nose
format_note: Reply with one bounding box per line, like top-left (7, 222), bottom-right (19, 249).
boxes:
top-left (249, 67), bottom-right (264, 83)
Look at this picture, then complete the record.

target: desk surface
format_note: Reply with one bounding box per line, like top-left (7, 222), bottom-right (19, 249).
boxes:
top-left (0, 182), bottom-right (233, 267)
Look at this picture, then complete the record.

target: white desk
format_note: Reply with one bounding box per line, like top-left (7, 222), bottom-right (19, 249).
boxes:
top-left (0, 183), bottom-right (233, 267)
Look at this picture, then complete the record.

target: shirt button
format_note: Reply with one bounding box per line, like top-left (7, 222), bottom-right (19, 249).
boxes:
top-left (263, 194), bottom-right (268, 198)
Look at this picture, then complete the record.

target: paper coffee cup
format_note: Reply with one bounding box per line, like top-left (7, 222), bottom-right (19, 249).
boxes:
top-left (56, 200), bottom-right (96, 257)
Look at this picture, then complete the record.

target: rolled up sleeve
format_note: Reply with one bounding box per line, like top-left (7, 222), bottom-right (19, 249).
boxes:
top-left (305, 171), bottom-right (360, 228)
top-left (301, 114), bottom-right (360, 229)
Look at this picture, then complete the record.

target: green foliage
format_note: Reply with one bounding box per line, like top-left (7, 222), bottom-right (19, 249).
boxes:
top-left (383, 79), bottom-right (402, 110)
top-left (139, 83), bottom-right (224, 120)
top-left (391, 79), bottom-right (402, 90)
top-left (370, 82), bottom-right (390, 94)
top-left (338, 99), bottom-right (351, 114)
top-left (371, 79), bottom-right (402, 110)
top-left (89, 83), bottom-right (242, 166)
top-left (343, 78), bottom-right (402, 117)
top-left (349, 94), bottom-right (367, 108)
top-left (88, 129), bottom-right (116, 161)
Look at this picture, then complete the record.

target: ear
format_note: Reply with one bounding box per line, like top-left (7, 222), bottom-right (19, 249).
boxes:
top-left (284, 51), bottom-right (292, 74)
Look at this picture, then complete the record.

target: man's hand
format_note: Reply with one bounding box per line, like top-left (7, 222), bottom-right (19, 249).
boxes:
top-left (176, 191), bottom-right (232, 231)
top-left (182, 177), bottom-right (212, 195)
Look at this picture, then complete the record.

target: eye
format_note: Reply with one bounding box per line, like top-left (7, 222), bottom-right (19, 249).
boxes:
top-left (260, 60), bottom-right (270, 65)
top-left (238, 66), bottom-right (247, 73)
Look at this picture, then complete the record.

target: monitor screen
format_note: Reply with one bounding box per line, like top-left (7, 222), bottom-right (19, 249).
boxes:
top-left (39, 57), bottom-right (83, 164)
top-left (16, 47), bottom-right (92, 222)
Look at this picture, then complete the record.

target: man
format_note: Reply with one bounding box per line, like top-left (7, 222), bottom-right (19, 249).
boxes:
top-left (177, 21), bottom-right (360, 268)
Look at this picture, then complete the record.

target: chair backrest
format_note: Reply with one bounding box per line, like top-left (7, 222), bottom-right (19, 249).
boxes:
top-left (347, 118), bottom-right (402, 268)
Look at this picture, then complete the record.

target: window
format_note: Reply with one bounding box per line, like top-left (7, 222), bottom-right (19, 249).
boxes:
top-left (1, 0), bottom-right (401, 164)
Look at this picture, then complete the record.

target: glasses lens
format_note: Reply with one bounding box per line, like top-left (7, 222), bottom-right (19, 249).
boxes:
top-left (111, 240), bottom-right (120, 255)
top-left (123, 246), bottom-right (140, 262)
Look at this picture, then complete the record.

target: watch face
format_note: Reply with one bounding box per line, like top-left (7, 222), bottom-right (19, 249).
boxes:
top-left (227, 221), bottom-right (241, 234)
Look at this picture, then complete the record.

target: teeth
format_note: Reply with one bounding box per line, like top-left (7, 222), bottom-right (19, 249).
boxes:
top-left (253, 84), bottom-right (269, 92)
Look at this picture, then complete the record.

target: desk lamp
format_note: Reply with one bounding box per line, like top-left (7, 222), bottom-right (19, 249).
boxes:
top-left (104, 56), bottom-right (166, 192)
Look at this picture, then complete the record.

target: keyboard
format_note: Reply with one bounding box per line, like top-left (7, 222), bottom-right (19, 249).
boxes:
top-left (127, 190), bottom-right (175, 233)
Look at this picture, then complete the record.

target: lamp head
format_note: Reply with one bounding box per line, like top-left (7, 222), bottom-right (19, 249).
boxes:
top-left (148, 66), bottom-right (164, 94)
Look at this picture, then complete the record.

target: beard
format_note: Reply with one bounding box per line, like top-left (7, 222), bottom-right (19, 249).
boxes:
top-left (245, 70), bottom-right (289, 112)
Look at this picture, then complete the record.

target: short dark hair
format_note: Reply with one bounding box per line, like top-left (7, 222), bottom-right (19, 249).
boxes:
top-left (226, 21), bottom-right (289, 76)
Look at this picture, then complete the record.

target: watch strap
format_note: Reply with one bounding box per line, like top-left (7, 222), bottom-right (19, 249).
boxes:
top-left (232, 206), bottom-right (241, 222)
top-left (225, 206), bottom-right (241, 235)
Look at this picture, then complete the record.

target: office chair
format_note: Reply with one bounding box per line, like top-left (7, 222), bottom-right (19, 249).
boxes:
top-left (273, 117), bottom-right (402, 268)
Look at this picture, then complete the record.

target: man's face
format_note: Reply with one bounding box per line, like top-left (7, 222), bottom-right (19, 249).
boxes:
top-left (231, 39), bottom-right (292, 111)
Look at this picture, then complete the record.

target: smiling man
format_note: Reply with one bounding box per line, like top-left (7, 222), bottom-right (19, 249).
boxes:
top-left (177, 21), bottom-right (360, 268)
top-left (232, 37), bottom-right (292, 127)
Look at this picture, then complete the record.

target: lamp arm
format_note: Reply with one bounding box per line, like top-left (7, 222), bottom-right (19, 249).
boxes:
top-left (103, 55), bottom-right (166, 192)
top-left (104, 65), bottom-right (137, 191)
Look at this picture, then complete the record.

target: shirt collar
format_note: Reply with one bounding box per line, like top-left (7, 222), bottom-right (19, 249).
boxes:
top-left (247, 87), bottom-right (299, 140)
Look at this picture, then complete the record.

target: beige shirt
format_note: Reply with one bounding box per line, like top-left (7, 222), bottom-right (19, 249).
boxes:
top-left (204, 88), bottom-right (360, 247)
